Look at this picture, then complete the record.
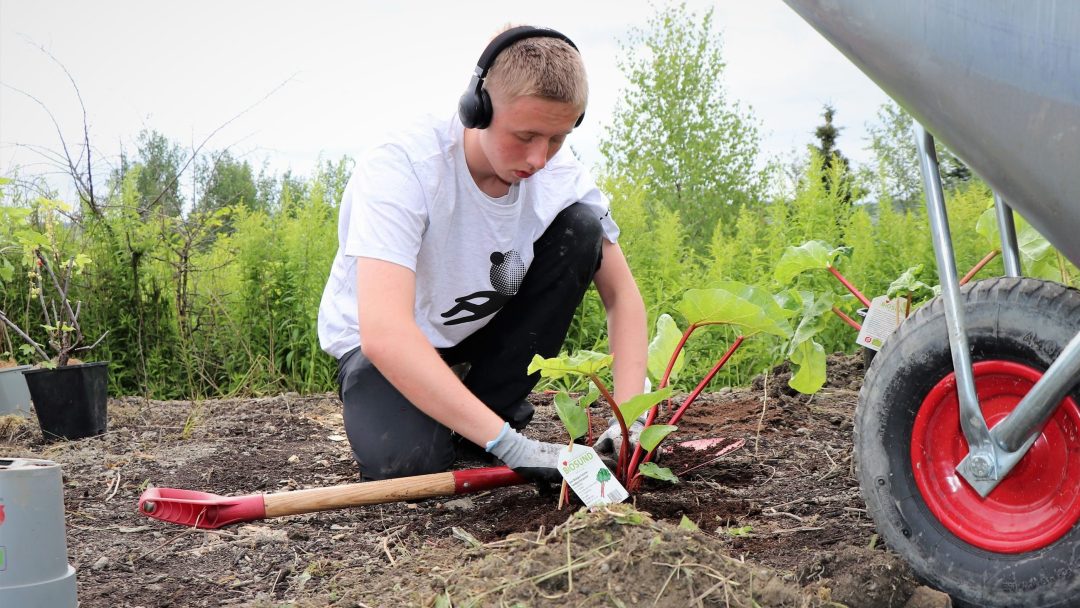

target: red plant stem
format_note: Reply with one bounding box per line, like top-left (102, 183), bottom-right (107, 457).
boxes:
top-left (659, 325), bottom-right (698, 391)
top-left (960, 249), bottom-right (1000, 286)
top-left (627, 336), bottom-right (746, 491)
top-left (827, 265), bottom-right (871, 308)
top-left (831, 306), bottom-right (862, 331)
top-left (590, 374), bottom-right (628, 481)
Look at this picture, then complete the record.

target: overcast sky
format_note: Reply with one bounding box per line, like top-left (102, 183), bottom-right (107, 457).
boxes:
top-left (0, 0), bottom-right (891, 195)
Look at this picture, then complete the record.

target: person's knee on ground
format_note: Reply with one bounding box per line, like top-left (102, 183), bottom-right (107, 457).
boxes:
top-left (338, 347), bottom-right (456, 481)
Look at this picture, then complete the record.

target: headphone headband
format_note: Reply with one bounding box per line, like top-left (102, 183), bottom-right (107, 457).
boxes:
top-left (458, 25), bottom-right (584, 130)
top-left (474, 26), bottom-right (578, 80)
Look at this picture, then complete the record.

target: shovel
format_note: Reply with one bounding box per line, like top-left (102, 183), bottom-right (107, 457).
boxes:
top-left (137, 466), bottom-right (525, 529)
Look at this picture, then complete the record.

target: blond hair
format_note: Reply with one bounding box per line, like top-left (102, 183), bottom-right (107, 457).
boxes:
top-left (484, 33), bottom-right (588, 114)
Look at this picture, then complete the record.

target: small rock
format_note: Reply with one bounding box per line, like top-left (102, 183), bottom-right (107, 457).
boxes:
top-left (718, 386), bottom-right (733, 395)
top-left (92, 556), bottom-right (109, 571)
top-left (442, 497), bottom-right (475, 511)
top-left (904, 586), bottom-right (953, 608)
top-left (287, 454), bottom-right (299, 463)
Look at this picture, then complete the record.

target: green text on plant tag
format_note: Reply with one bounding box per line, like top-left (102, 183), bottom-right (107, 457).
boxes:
top-left (855, 295), bottom-right (903, 351)
top-left (558, 444), bottom-right (627, 508)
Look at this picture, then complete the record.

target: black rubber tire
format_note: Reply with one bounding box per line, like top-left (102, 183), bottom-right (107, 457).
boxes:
top-left (856, 277), bottom-right (1080, 608)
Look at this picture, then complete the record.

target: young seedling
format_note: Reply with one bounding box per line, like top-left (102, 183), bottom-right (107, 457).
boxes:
top-left (529, 351), bottom-right (672, 485)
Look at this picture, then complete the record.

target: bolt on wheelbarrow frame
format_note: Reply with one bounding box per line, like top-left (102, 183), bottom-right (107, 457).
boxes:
top-left (914, 124), bottom-right (1080, 498)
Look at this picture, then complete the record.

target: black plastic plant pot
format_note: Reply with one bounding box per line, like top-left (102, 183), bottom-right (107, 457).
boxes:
top-left (23, 362), bottom-right (108, 441)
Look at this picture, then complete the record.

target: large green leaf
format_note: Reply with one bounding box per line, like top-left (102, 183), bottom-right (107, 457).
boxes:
top-left (976, 206), bottom-right (1057, 278)
top-left (788, 339), bottom-right (826, 394)
top-left (714, 281), bottom-right (798, 321)
top-left (526, 350), bottom-right (613, 380)
top-left (647, 314), bottom-right (686, 384)
top-left (788, 290), bottom-right (835, 350)
top-left (617, 386), bottom-right (674, 425)
top-left (638, 462), bottom-right (679, 483)
top-left (553, 391), bottom-right (588, 440)
top-left (773, 240), bottom-right (846, 283)
top-left (639, 424), bottom-right (677, 452)
top-left (676, 284), bottom-right (792, 338)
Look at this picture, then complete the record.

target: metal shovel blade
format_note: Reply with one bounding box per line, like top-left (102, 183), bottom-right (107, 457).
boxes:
top-left (138, 487), bottom-right (266, 529)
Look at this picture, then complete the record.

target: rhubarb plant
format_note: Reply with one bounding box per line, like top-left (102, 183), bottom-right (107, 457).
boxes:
top-left (529, 279), bottom-right (798, 494)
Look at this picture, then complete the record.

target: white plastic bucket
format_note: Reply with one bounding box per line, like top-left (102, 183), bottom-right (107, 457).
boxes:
top-left (0, 458), bottom-right (77, 607)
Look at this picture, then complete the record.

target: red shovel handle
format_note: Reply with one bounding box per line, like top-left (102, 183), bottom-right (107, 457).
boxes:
top-left (138, 466), bottom-right (525, 529)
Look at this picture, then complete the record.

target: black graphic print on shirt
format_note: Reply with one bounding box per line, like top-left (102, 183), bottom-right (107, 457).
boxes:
top-left (441, 250), bottom-right (525, 326)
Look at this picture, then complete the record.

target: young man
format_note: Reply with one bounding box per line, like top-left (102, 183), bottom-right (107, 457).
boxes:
top-left (317, 26), bottom-right (647, 483)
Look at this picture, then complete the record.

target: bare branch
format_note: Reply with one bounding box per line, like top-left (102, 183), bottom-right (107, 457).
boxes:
top-left (0, 82), bottom-right (88, 203)
top-left (0, 311), bottom-right (49, 361)
top-left (75, 329), bottom-right (109, 353)
top-left (29, 38), bottom-right (99, 211)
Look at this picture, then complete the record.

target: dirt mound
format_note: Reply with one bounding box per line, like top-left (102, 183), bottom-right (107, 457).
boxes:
top-left (312, 505), bottom-right (830, 607)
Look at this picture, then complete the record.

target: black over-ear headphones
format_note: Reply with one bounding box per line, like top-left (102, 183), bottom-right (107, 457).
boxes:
top-left (458, 25), bottom-right (585, 130)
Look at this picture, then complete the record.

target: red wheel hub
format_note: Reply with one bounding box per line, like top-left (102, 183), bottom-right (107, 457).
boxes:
top-left (911, 360), bottom-right (1080, 553)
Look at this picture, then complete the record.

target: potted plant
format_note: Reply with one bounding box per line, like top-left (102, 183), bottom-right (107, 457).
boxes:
top-left (0, 191), bottom-right (109, 440)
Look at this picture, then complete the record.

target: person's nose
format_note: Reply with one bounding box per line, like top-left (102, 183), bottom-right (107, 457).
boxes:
top-left (526, 140), bottom-right (549, 172)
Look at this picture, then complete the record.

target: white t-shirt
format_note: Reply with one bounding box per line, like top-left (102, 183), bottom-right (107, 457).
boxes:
top-left (317, 113), bottom-right (620, 359)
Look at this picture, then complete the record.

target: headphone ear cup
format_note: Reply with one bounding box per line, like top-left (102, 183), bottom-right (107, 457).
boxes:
top-left (457, 88), bottom-right (493, 129)
top-left (458, 90), bottom-right (481, 129)
top-left (475, 89), bottom-right (493, 129)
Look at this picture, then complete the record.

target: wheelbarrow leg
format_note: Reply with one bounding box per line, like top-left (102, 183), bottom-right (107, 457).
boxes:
top-left (993, 192), bottom-right (1023, 277)
top-left (913, 123), bottom-right (997, 482)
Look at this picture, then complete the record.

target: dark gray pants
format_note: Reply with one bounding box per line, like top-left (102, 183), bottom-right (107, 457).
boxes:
top-left (337, 203), bottom-right (604, 480)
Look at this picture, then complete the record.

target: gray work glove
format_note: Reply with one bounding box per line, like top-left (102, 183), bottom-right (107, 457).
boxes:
top-left (485, 423), bottom-right (564, 484)
top-left (593, 413), bottom-right (648, 456)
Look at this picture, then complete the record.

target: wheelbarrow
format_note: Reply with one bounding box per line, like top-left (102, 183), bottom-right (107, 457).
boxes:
top-left (782, 2), bottom-right (1080, 606)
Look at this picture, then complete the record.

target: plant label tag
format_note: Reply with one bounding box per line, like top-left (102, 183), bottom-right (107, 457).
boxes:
top-left (558, 444), bottom-right (627, 508)
top-left (855, 295), bottom-right (904, 351)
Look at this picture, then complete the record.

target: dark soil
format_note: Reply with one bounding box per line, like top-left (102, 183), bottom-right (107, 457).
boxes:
top-left (0, 354), bottom-right (951, 607)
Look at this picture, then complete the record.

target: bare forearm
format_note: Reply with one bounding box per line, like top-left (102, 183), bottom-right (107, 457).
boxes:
top-left (607, 293), bottom-right (648, 405)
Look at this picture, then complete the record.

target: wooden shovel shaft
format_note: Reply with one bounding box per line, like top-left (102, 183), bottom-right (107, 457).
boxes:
top-left (263, 471), bottom-right (456, 516)
top-left (263, 466), bottom-right (525, 517)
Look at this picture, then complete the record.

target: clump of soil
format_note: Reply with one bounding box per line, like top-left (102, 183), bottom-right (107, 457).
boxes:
top-left (0, 353), bottom-right (943, 607)
top-left (317, 505), bottom-right (833, 607)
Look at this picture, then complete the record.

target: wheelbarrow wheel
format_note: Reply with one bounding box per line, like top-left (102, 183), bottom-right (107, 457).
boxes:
top-left (856, 277), bottom-right (1080, 608)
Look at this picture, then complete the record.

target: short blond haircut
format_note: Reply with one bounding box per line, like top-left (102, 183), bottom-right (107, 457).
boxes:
top-left (485, 33), bottom-right (588, 115)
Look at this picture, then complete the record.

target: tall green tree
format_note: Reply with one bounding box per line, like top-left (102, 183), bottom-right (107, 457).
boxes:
top-left (600, 2), bottom-right (765, 245)
top-left (810, 104), bottom-right (856, 207)
top-left (122, 130), bottom-right (186, 218)
top-left (195, 150), bottom-right (258, 215)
